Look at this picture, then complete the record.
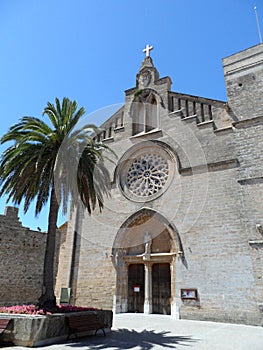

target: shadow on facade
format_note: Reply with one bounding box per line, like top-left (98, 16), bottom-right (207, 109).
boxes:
top-left (66, 328), bottom-right (198, 349)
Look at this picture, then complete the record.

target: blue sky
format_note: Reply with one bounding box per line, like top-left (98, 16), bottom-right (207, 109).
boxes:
top-left (0, 0), bottom-right (262, 231)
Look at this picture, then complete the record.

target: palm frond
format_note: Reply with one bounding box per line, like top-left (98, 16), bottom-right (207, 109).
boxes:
top-left (0, 97), bottom-right (115, 218)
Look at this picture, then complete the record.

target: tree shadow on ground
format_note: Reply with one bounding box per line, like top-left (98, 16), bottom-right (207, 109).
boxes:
top-left (66, 328), bottom-right (198, 349)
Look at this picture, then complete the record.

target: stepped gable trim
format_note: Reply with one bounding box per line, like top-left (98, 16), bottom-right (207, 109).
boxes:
top-left (168, 91), bottom-right (227, 107)
top-left (100, 105), bottom-right (125, 128)
top-left (180, 114), bottom-right (197, 121)
top-left (93, 105), bottom-right (125, 143)
top-left (214, 126), bottom-right (234, 134)
top-left (113, 126), bottom-right (124, 133)
top-left (180, 158), bottom-right (239, 175)
top-left (196, 120), bottom-right (215, 129)
top-left (102, 137), bottom-right (114, 143)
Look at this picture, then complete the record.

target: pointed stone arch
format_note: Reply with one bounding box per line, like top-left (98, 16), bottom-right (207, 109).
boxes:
top-left (112, 208), bottom-right (183, 316)
top-left (112, 207), bottom-right (182, 253)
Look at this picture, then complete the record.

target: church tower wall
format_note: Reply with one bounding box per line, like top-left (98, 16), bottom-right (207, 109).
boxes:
top-left (223, 43), bottom-right (263, 119)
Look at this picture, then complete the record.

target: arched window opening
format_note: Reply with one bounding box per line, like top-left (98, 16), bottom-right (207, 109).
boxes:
top-left (132, 93), bottom-right (159, 136)
top-left (138, 102), bottom-right (145, 133)
top-left (132, 99), bottom-right (145, 135)
top-left (146, 95), bottom-right (158, 132)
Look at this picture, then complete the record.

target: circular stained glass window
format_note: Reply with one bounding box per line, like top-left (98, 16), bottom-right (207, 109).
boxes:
top-left (126, 153), bottom-right (169, 197)
top-left (119, 142), bottom-right (174, 202)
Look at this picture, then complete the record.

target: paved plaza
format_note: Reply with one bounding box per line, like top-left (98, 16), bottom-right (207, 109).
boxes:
top-left (3, 313), bottom-right (263, 350)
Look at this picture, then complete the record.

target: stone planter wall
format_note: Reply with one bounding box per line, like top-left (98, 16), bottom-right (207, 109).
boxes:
top-left (0, 310), bottom-right (113, 347)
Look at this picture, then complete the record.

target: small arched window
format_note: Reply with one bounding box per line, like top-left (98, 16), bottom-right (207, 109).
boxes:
top-left (132, 98), bottom-right (145, 135)
top-left (146, 94), bottom-right (157, 132)
top-left (132, 93), bottom-right (159, 136)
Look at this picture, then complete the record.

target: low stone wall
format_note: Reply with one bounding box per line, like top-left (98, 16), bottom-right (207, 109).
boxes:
top-left (0, 310), bottom-right (113, 347)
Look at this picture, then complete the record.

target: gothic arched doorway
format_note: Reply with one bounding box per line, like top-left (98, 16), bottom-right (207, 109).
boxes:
top-left (112, 208), bottom-right (182, 316)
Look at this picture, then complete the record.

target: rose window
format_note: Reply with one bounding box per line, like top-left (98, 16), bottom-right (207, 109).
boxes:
top-left (126, 154), bottom-right (169, 197)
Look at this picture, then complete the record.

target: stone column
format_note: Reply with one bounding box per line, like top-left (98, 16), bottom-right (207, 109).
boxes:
top-left (170, 260), bottom-right (177, 318)
top-left (172, 254), bottom-right (182, 319)
top-left (144, 263), bottom-right (152, 314)
top-left (113, 251), bottom-right (128, 313)
top-left (122, 262), bottom-right (128, 313)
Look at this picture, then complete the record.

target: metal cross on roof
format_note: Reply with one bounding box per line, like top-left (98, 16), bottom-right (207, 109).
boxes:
top-left (143, 44), bottom-right (153, 57)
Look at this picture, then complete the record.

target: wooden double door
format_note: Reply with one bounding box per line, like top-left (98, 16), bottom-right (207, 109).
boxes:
top-left (128, 263), bottom-right (171, 314)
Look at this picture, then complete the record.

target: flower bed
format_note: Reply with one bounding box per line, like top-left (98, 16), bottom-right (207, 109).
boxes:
top-left (0, 304), bottom-right (97, 315)
top-left (0, 307), bottom-right (112, 347)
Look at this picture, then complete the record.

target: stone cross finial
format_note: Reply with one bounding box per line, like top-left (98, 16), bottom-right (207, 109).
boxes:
top-left (143, 44), bottom-right (153, 57)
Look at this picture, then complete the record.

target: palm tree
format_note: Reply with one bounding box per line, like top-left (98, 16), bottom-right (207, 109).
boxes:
top-left (0, 97), bottom-right (112, 310)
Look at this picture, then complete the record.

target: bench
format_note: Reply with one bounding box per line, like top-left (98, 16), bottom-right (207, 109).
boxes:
top-left (0, 319), bottom-right (11, 335)
top-left (67, 314), bottom-right (107, 340)
top-left (0, 319), bottom-right (11, 342)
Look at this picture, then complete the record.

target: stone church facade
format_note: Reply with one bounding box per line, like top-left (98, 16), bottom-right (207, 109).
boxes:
top-left (55, 44), bottom-right (263, 326)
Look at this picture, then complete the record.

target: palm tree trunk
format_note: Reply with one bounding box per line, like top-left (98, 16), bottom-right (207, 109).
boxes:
top-left (38, 183), bottom-right (59, 311)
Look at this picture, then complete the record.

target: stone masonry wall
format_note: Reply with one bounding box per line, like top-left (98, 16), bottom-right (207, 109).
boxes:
top-left (0, 206), bottom-right (64, 306)
top-left (223, 43), bottom-right (263, 119)
top-left (0, 207), bottom-right (45, 306)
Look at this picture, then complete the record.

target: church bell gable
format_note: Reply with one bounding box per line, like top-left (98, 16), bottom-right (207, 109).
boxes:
top-left (128, 46), bottom-right (172, 137)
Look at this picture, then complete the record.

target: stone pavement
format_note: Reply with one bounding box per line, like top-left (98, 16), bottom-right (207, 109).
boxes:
top-left (3, 313), bottom-right (263, 350)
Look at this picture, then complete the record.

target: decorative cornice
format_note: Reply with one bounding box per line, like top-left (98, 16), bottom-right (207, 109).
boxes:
top-left (238, 177), bottom-right (263, 185)
top-left (180, 159), bottom-right (239, 175)
top-left (233, 115), bottom-right (263, 129)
